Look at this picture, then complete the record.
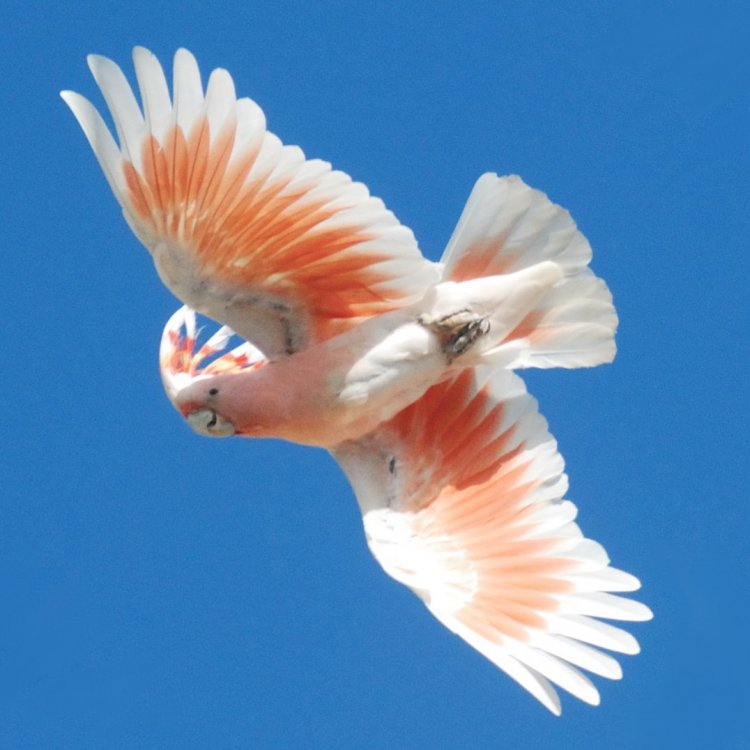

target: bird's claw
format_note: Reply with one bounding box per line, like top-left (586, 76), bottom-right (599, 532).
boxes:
top-left (419, 309), bottom-right (491, 362)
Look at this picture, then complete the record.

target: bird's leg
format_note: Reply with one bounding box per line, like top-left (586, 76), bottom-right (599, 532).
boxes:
top-left (419, 309), bottom-right (491, 362)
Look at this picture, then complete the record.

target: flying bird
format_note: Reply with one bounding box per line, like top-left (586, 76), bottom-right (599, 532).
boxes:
top-left (62, 47), bottom-right (651, 714)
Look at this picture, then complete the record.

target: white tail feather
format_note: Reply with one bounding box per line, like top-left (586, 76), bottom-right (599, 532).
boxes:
top-left (441, 174), bottom-right (618, 369)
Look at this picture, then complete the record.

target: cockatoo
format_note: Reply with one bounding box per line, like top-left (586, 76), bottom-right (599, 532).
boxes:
top-left (62, 47), bottom-right (651, 714)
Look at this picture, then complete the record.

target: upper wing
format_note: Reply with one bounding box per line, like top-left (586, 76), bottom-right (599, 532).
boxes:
top-left (333, 367), bottom-right (651, 714)
top-left (61, 47), bottom-right (439, 358)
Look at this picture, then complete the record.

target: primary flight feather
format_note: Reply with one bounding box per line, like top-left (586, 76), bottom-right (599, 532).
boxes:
top-left (62, 46), bottom-right (650, 714)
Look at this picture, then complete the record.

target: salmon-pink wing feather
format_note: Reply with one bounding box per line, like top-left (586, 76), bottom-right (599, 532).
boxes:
top-left (333, 367), bottom-right (651, 714)
top-left (61, 47), bottom-right (439, 358)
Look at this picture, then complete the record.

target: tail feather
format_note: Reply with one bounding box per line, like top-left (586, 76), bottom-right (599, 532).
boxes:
top-left (442, 173), bottom-right (592, 279)
top-left (486, 272), bottom-right (618, 369)
top-left (441, 174), bottom-right (618, 369)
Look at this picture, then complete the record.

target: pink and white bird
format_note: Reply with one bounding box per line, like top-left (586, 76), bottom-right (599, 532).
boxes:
top-left (62, 47), bottom-right (651, 714)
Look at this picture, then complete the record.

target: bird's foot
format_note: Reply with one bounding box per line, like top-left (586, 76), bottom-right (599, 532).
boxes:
top-left (419, 309), bottom-right (491, 362)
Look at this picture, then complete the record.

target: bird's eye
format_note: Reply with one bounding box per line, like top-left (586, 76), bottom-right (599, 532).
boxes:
top-left (208, 387), bottom-right (219, 396)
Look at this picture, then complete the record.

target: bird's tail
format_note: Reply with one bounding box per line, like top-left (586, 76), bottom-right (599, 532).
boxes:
top-left (439, 174), bottom-right (618, 369)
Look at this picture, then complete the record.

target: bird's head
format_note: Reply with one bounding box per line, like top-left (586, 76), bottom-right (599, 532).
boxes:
top-left (160, 306), bottom-right (266, 438)
top-left (174, 379), bottom-right (238, 437)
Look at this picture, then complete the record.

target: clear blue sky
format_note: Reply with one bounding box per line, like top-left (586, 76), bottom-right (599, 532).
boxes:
top-left (2, 2), bottom-right (748, 748)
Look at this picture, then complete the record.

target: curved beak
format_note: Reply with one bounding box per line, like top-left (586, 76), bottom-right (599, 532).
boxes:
top-left (186, 408), bottom-right (236, 437)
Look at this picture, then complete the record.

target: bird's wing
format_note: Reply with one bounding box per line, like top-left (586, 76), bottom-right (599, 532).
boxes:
top-left (332, 366), bottom-right (651, 714)
top-left (61, 47), bottom-right (439, 359)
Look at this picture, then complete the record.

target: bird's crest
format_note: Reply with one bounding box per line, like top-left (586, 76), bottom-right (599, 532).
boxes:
top-left (159, 306), bottom-right (265, 401)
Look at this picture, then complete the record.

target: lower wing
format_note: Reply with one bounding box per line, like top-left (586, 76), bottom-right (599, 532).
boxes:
top-left (332, 366), bottom-right (651, 714)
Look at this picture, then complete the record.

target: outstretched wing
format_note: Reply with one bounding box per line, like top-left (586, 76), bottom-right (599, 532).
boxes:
top-left (333, 367), bottom-right (651, 714)
top-left (62, 47), bottom-right (439, 358)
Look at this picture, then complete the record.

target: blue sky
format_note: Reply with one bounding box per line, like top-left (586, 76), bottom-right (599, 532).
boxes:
top-left (2, 2), bottom-right (748, 747)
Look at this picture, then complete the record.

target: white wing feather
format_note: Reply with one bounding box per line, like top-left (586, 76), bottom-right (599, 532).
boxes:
top-left (333, 367), bottom-right (651, 714)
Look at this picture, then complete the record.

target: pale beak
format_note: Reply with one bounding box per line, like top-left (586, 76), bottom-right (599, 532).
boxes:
top-left (186, 408), bottom-right (236, 437)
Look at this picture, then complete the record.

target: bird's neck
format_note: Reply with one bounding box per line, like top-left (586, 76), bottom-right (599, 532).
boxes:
top-left (222, 355), bottom-right (334, 446)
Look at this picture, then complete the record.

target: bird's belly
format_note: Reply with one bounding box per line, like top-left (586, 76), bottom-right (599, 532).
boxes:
top-left (253, 317), bottom-right (442, 447)
top-left (322, 328), bottom-right (446, 445)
